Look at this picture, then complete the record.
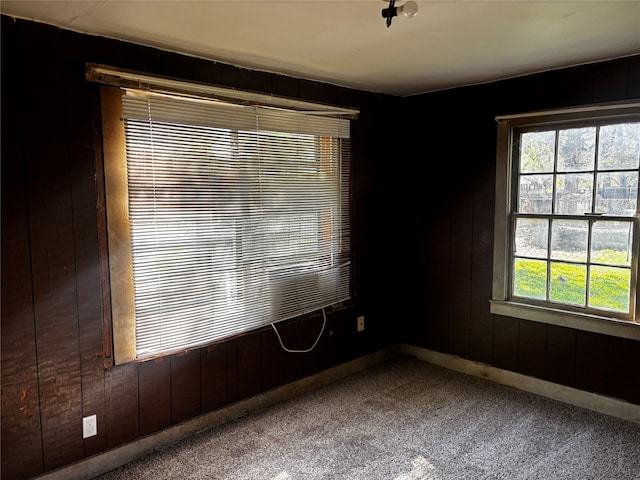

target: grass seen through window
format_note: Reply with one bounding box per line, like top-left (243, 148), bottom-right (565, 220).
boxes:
top-left (514, 256), bottom-right (631, 313)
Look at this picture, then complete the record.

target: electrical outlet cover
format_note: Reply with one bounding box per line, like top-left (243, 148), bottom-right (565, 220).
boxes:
top-left (83, 414), bottom-right (97, 438)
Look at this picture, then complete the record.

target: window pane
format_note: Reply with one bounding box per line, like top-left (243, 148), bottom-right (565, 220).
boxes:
top-left (513, 258), bottom-right (547, 300)
top-left (519, 174), bottom-right (553, 213)
top-left (595, 171), bottom-right (638, 215)
top-left (515, 218), bottom-right (548, 259)
top-left (549, 262), bottom-right (586, 306)
top-left (520, 131), bottom-right (555, 173)
top-left (589, 265), bottom-right (631, 313)
top-left (555, 173), bottom-right (593, 214)
top-left (598, 122), bottom-right (640, 170)
top-left (557, 127), bottom-right (595, 172)
top-left (551, 219), bottom-right (588, 262)
top-left (497, 108), bottom-right (640, 324)
top-left (591, 221), bottom-right (633, 267)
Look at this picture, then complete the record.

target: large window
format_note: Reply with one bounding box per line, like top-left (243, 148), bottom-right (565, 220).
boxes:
top-left (491, 103), bottom-right (640, 340)
top-left (98, 74), bottom-right (356, 364)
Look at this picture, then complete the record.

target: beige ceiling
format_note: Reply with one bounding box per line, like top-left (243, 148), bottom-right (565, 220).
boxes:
top-left (2, 1), bottom-right (640, 97)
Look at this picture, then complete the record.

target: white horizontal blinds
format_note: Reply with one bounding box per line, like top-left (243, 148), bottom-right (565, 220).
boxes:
top-left (123, 92), bottom-right (351, 138)
top-left (121, 90), bottom-right (351, 358)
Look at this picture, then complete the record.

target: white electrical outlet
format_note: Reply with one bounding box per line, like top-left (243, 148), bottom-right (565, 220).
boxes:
top-left (83, 414), bottom-right (97, 439)
top-left (357, 316), bottom-right (365, 332)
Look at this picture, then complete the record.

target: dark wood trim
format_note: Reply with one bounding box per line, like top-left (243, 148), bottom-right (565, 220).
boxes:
top-left (92, 83), bottom-right (115, 369)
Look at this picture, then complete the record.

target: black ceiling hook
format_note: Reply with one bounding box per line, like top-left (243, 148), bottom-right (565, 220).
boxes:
top-left (382, 0), bottom-right (397, 28)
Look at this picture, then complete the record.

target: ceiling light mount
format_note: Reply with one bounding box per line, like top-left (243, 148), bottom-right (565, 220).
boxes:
top-left (382, 0), bottom-right (418, 28)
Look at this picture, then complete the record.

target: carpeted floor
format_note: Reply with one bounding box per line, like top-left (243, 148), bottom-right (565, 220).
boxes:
top-left (95, 355), bottom-right (640, 480)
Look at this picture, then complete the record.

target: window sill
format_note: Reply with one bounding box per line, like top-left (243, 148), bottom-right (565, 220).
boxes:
top-left (490, 300), bottom-right (640, 340)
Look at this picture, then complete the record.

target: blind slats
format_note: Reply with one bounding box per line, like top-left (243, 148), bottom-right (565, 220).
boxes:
top-left (124, 91), bottom-right (351, 138)
top-left (122, 90), bottom-right (351, 358)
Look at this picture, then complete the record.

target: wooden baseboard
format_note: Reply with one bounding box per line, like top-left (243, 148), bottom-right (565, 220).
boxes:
top-left (33, 346), bottom-right (399, 480)
top-left (401, 344), bottom-right (640, 424)
top-left (33, 343), bottom-right (638, 480)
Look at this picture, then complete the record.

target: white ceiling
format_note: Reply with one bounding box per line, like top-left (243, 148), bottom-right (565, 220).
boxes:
top-left (2, 1), bottom-right (640, 97)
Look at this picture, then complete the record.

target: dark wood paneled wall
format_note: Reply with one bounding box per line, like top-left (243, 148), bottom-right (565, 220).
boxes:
top-left (403, 55), bottom-right (640, 405)
top-left (0, 17), bottom-right (394, 479)
top-left (3, 14), bottom-right (639, 480)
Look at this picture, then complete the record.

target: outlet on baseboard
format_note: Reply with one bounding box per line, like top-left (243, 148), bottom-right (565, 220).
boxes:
top-left (83, 414), bottom-right (97, 439)
top-left (357, 315), bottom-right (365, 332)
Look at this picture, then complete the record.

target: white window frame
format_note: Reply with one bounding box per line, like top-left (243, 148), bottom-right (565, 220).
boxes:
top-left (491, 101), bottom-right (640, 341)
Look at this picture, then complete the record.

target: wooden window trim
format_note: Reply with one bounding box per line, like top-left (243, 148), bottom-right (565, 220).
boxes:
top-left (491, 102), bottom-right (640, 341)
top-left (98, 85), bottom-right (137, 365)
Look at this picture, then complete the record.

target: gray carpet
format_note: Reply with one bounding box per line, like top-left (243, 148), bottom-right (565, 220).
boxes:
top-left (95, 355), bottom-right (640, 479)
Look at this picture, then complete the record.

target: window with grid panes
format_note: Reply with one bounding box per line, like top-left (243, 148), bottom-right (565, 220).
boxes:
top-left (491, 103), bottom-right (640, 340)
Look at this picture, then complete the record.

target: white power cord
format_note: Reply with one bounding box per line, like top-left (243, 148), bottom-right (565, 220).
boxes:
top-left (270, 308), bottom-right (326, 353)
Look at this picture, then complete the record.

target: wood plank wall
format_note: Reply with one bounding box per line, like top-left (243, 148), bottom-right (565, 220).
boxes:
top-left (3, 14), bottom-right (639, 480)
top-left (403, 55), bottom-right (640, 405)
top-left (0, 17), bottom-right (394, 480)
